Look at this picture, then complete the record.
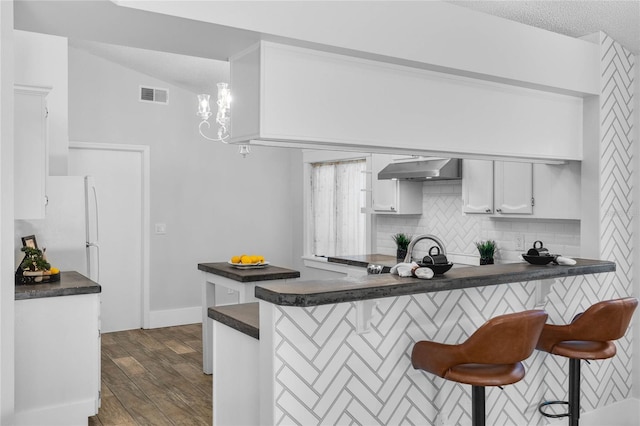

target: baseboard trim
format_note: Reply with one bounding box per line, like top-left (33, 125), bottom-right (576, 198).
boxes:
top-left (15, 398), bottom-right (97, 426)
top-left (545, 398), bottom-right (640, 426)
top-left (148, 306), bottom-right (201, 329)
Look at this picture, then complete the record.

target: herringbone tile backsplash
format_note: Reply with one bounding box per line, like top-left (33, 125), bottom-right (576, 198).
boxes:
top-left (376, 181), bottom-right (581, 263)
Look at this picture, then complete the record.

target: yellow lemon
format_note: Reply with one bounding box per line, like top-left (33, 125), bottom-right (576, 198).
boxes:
top-left (231, 255), bottom-right (241, 264)
top-left (49, 267), bottom-right (60, 274)
top-left (250, 255), bottom-right (260, 263)
top-left (240, 255), bottom-right (253, 264)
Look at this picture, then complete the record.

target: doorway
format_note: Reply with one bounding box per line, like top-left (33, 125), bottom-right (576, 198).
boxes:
top-left (68, 142), bottom-right (150, 332)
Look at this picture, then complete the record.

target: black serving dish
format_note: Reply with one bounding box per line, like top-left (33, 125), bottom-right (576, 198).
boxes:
top-left (522, 254), bottom-right (555, 265)
top-left (15, 269), bottom-right (60, 285)
top-left (417, 262), bottom-right (454, 275)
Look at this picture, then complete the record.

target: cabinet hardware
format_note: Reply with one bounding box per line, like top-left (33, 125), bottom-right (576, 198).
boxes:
top-left (496, 208), bottom-right (502, 213)
top-left (531, 197), bottom-right (535, 207)
top-left (485, 208), bottom-right (491, 213)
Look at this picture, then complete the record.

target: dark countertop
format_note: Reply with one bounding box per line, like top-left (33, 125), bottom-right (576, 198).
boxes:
top-left (15, 271), bottom-right (101, 301)
top-left (327, 254), bottom-right (397, 272)
top-left (198, 262), bottom-right (300, 283)
top-left (208, 302), bottom-right (259, 339)
top-left (255, 258), bottom-right (615, 307)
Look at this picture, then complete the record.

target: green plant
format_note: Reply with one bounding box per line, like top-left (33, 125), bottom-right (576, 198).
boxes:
top-left (475, 240), bottom-right (496, 259)
top-left (20, 246), bottom-right (50, 272)
top-left (392, 233), bottom-right (412, 250)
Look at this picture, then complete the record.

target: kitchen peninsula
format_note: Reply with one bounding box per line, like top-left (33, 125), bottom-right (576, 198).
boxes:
top-left (198, 261), bottom-right (300, 374)
top-left (211, 259), bottom-right (616, 425)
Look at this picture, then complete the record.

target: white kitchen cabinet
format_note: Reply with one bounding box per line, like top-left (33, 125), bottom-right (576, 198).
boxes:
top-left (531, 162), bottom-right (581, 220)
top-left (369, 154), bottom-right (422, 214)
top-left (462, 159), bottom-right (580, 219)
top-left (462, 159), bottom-right (494, 213)
top-left (14, 85), bottom-right (50, 219)
top-left (462, 159), bottom-right (533, 215)
top-left (494, 161), bottom-right (533, 214)
top-left (15, 292), bottom-right (100, 425)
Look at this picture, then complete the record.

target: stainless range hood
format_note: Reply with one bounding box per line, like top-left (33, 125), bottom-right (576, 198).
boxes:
top-left (378, 158), bottom-right (462, 181)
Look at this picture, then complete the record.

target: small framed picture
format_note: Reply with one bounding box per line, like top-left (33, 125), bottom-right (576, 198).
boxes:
top-left (21, 235), bottom-right (38, 249)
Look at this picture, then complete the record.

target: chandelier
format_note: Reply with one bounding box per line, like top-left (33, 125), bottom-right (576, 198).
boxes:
top-left (197, 83), bottom-right (250, 157)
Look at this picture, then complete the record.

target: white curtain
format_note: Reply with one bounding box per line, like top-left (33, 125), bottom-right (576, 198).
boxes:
top-left (312, 159), bottom-right (366, 256)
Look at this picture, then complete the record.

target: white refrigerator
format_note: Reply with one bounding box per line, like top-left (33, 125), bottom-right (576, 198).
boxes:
top-left (15, 175), bottom-right (100, 282)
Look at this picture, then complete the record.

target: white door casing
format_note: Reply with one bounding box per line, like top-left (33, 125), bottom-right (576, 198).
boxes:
top-left (68, 142), bottom-right (150, 331)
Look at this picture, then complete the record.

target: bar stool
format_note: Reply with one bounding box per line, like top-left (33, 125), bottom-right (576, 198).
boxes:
top-left (536, 297), bottom-right (637, 426)
top-left (411, 310), bottom-right (548, 426)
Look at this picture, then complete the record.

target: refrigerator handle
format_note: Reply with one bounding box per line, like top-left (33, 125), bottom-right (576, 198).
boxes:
top-left (86, 177), bottom-right (101, 284)
top-left (92, 185), bottom-right (100, 243)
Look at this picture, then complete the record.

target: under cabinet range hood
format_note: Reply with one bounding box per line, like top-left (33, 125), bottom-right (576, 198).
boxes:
top-left (378, 158), bottom-right (462, 181)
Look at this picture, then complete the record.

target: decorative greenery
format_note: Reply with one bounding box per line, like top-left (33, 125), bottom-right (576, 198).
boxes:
top-left (475, 240), bottom-right (497, 259)
top-left (20, 246), bottom-right (50, 272)
top-left (392, 233), bottom-right (412, 250)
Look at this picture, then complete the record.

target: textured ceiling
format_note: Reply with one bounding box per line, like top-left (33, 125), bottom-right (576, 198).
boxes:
top-left (447, 0), bottom-right (640, 54)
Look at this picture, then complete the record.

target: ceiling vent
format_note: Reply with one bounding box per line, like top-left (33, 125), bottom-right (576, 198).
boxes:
top-left (139, 86), bottom-right (168, 104)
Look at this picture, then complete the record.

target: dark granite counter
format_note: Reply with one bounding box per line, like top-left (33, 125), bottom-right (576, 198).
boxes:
top-left (255, 258), bottom-right (615, 307)
top-left (198, 262), bottom-right (300, 282)
top-left (15, 271), bottom-right (101, 301)
top-left (209, 303), bottom-right (259, 339)
top-left (327, 254), bottom-right (397, 272)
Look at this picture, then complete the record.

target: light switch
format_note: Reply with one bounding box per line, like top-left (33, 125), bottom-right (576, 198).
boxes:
top-left (155, 223), bottom-right (167, 235)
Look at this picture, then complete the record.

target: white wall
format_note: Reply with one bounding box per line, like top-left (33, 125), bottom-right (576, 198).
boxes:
top-left (0, 2), bottom-right (15, 422)
top-left (14, 30), bottom-right (68, 176)
top-left (68, 47), bottom-right (298, 320)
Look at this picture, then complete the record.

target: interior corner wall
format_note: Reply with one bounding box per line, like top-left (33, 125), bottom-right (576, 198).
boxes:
top-left (586, 33), bottom-right (635, 408)
top-left (68, 47), bottom-right (297, 322)
top-left (14, 30), bottom-right (68, 176)
top-left (633, 52), bottom-right (640, 399)
top-left (0, 1), bottom-right (15, 422)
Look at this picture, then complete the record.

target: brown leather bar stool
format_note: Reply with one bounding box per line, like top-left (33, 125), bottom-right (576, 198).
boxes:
top-left (412, 310), bottom-right (548, 426)
top-left (536, 297), bottom-right (637, 426)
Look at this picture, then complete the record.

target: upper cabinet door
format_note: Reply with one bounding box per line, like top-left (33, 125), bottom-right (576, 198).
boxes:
top-left (462, 160), bottom-right (494, 214)
top-left (494, 161), bottom-right (533, 214)
top-left (371, 154), bottom-right (397, 212)
top-left (14, 85), bottom-right (50, 220)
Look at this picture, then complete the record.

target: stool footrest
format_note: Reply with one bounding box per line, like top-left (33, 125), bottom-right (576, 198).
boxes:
top-left (538, 400), bottom-right (569, 418)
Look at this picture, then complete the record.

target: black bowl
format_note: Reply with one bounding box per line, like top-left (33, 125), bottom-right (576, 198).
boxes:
top-left (417, 262), bottom-right (454, 275)
top-left (522, 254), bottom-right (555, 265)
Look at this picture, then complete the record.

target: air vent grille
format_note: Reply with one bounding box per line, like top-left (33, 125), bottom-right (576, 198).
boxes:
top-left (139, 86), bottom-right (169, 104)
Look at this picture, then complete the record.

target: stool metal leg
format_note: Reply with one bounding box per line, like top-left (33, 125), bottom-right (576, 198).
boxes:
top-left (569, 358), bottom-right (581, 426)
top-left (472, 385), bottom-right (485, 426)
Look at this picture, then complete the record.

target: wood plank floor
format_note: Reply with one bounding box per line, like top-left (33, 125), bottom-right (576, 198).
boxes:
top-left (89, 324), bottom-right (212, 426)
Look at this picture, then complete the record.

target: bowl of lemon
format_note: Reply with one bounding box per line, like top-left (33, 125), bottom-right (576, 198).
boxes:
top-left (228, 254), bottom-right (269, 269)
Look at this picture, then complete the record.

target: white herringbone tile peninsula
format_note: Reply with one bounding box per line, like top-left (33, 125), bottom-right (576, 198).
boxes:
top-left (272, 35), bottom-right (634, 426)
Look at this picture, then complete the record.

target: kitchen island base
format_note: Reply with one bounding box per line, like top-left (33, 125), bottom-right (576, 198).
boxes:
top-left (212, 260), bottom-right (619, 425)
top-left (198, 262), bottom-right (300, 374)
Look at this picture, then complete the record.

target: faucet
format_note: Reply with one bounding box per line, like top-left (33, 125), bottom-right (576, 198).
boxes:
top-left (403, 234), bottom-right (447, 263)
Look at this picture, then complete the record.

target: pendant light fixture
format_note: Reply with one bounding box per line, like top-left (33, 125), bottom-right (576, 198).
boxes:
top-left (197, 83), bottom-right (250, 157)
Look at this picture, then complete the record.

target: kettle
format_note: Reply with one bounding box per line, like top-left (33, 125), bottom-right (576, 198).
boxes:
top-left (527, 240), bottom-right (550, 257)
top-left (422, 246), bottom-right (449, 265)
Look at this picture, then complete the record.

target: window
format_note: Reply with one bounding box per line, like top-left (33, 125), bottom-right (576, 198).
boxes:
top-left (310, 159), bottom-right (366, 256)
